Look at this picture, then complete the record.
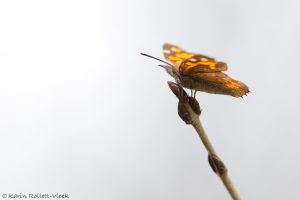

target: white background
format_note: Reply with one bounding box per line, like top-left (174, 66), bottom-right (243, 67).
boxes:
top-left (0, 0), bottom-right (299, 199)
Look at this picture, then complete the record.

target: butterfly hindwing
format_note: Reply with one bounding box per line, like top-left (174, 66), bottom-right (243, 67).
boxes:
top-left (190, 72), bottom-right (249, 97)
top-left (179, 55), bottom-right (228, 75)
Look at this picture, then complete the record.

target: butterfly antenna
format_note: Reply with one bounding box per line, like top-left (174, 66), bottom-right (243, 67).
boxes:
top-left (140, 53), bottom-right (174, 67)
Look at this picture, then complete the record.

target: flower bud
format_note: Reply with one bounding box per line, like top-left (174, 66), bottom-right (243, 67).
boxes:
top-left (188, 97), bottom-right (201, 115)
top-left (208, 154), bottom-right (227, 176)
top-left (167, 81), bottom-right (188, 103)
top-left (178, 102), bottom-right (193, 124)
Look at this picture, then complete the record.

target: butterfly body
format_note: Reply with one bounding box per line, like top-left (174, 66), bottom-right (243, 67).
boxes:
top-left (162, 43), bottom-right (249, 97)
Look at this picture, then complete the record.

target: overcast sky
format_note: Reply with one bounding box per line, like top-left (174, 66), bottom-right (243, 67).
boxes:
top-left (0, 0), bottom-right (300, 199)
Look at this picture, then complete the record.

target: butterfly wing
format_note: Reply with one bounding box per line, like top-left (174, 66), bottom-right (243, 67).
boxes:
top-left (162, 43), bottom-right (199, 68)
top-left (191, 72), bottom-right (249, 97)
top-left (161, 43), bottom-right (248, 97)
top-left (179, 55), bottom-right (228, 75)
top-left (162, 43), bottom-right (222, 73)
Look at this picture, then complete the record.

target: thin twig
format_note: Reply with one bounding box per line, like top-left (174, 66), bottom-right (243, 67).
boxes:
top-left (168, 82), bottom-right (241, 200)
top-left (187, 104), bottom-right (241, 200)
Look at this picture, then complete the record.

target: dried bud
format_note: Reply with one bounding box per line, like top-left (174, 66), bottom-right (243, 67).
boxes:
top-left (168, 81), bottom-right (202, 123)
top-left (188, 97), bottom-right (201, 115)
top-left (178, 102), bottom-right (192, 124)
top-left (167, 81), bottom-right (188, 103)
top-left (208, 154), bottom-right (227, 176)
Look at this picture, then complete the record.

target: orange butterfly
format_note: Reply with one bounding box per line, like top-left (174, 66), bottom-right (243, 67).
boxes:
top-left (141, 43), bottom-right (249, 97)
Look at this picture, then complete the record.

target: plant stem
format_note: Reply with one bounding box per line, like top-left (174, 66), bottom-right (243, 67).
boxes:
top-left (184, 103), bottom-right (241, 200)
top-left (167, 81), bottom-right (241, 199)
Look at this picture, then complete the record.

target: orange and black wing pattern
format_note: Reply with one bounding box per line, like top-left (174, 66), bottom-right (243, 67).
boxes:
top-left (162, 43), bottom-right (222, 72)
top-left (190, 72), bottom-right (249, 97)
top-left (162, 43), bottom-right (249, 97)
top-left (162, 43), bottom-right (196, 68)
top-left (179, 55), bottom-right (228, 75)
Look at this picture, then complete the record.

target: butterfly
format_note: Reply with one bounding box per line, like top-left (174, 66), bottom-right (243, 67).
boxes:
top-left (141, 43), bottom-right (249, 97)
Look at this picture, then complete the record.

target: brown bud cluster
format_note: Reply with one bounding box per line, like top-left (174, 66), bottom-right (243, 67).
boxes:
top-left (168, 81), bottom-right (201, 124)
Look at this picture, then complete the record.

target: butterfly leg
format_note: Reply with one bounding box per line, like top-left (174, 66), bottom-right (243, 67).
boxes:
top-left (190, 89), bottom-right (196, 98)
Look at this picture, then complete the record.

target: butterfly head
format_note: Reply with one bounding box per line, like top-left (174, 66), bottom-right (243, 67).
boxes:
top-left (158, 64), bottom-right (180, 79)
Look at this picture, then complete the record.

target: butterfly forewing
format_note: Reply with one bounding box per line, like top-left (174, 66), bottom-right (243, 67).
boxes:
top-left (162, 43), bottom-right (195, 68)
